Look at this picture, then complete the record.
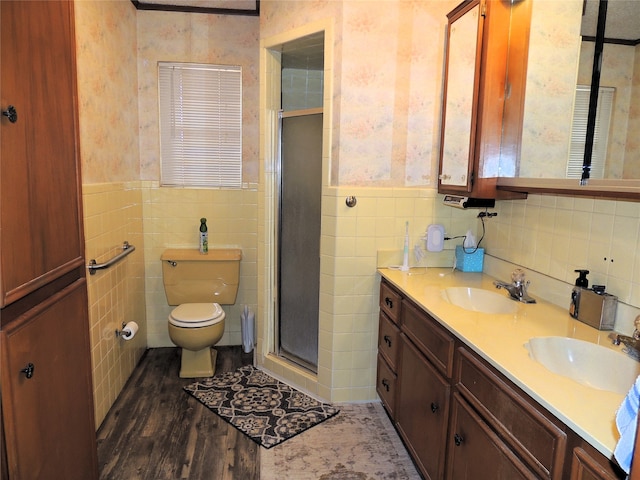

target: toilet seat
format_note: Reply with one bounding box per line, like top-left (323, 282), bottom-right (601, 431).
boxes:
top-left (169, 303), bottom-right (225, 328)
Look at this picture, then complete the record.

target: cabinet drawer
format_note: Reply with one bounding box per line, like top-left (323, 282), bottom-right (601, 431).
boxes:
top-left (401, 299), bottom-right (454, 378)
top-left (378, 312), bottom-right (400, 371)
top-left (377, 354), bottom-right (397, 416)
top-left (379, 281), bottom-right (401, 324)
top-left (456, 347), bottom-right (566, 480)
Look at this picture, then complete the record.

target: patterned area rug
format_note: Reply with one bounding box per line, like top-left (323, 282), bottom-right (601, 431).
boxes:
top-left (260, 402), bottom-right (421, 479)
top-left (183, 366), bottom-right (339, 449)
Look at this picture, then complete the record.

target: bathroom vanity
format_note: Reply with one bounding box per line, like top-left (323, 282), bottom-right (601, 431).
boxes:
top-left (377, 269), bottom-right (628, 480)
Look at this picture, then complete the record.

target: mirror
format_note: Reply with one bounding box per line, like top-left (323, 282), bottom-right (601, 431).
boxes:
top-left (439, 0), bottom-right (481, 188)
top-left (499, 0), bottom-right (640, 196)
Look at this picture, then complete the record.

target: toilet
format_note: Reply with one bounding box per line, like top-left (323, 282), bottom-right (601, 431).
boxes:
top-left (161, 248), bottom-right (242, 378)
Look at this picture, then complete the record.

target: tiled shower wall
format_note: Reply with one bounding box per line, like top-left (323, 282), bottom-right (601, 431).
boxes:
top-left (83, 182), bottom-right (146, 427)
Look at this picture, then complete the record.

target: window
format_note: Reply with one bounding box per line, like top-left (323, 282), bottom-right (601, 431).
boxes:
top-left (158, 62), bottom-right (242, 188)
top-left (566, 85), bottom-right (614, 179)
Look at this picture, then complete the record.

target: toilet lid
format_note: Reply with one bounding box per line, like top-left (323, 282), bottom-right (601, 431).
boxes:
top-left (169, 303), bottom-right (225, 328)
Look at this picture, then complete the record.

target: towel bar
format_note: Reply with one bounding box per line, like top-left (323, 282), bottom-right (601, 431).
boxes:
top-left (87, 241), bottom-right (135, 275)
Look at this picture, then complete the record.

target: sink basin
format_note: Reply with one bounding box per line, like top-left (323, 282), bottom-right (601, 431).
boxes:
top-left (524, 336), bottom-right (640, 394)
top-left (441, 287), bottom-right (518, 315)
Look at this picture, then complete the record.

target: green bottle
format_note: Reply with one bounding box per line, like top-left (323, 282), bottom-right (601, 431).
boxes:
top-left (199, 218), bottom-right (208, 254)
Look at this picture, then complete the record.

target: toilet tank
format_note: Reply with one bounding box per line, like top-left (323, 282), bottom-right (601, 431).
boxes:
top-left (161, 248), bottom-right (242, 306)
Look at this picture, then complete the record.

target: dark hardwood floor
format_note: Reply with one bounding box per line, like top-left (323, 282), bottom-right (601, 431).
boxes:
top-left (97, 347), bottom-right (258, 480)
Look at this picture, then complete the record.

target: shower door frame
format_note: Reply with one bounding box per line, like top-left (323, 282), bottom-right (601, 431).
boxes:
top-left (259, 20), bottom-right (333, 392)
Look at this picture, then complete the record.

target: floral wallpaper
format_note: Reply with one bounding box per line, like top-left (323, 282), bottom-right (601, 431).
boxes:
top-left (137, 10), bottom-right (260, 183)
top-left (260, 0), bottom-right (455, 188)
top-left (75, 0), bottom-right (140, 183)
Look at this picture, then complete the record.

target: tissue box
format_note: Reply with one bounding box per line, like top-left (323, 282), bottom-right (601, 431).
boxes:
top-left (455, 245), bottom-right (484, 272)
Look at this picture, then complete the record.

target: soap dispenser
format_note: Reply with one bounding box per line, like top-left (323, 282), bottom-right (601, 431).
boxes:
top-left (569, 269), bottom-right (589, 318)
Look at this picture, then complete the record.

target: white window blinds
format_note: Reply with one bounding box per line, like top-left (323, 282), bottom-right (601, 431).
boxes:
top-left (567, 85), bottom-right (614, 179)
top-left (158, 62), bottom-right (242, 188)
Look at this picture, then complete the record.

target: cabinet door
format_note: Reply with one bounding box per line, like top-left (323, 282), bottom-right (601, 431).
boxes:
top-left (396, 334), bottom-right (450, 480)
top-left (1, 279), bottom-right (98, 479)
top-left (438, 0), bottom-right (482, 192)
top-left (0, 0), bottom-right (84, 307)
top-left (447, 392), bottom-right (537, 480)
top-left (570, 446), bottom-right (625, 480)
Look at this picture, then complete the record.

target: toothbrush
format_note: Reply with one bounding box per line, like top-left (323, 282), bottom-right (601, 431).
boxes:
top-left (401, 221), bottom-right (410, 272)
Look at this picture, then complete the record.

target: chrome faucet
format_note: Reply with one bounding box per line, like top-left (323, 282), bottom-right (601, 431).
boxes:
top-left (609, 331), bottom-right (640, 361)
top-left (609, 316), bottom-right (640, 361)
top-left (494, 269), bottom-right (536, 304)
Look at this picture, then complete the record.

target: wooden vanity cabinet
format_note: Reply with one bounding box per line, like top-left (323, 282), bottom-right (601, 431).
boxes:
top-left (377, 278), bottom-right (626, 480)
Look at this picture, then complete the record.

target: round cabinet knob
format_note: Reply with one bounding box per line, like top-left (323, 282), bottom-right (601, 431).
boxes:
top-left (20, 363), bottom-right (35, 379)
top-left (2, 105), bottom-right (17, 123)
top-left (454, 433), bottom-right (464, 446)
top-left (430, 402), bottom-right (439, 413)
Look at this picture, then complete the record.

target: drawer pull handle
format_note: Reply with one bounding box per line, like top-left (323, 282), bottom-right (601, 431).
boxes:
top-left (430, 402), bottom-right (439, 413)
top-left (385, 297), bottom-right (393, 309)
top-left (20, 363), bottom-right (35, 379)
top-left (384, 335), bottom-right (392, 347)
top-left (454, 433), bottom-right (464, 446)
top-left (381, 379), bottom-right (390, 392)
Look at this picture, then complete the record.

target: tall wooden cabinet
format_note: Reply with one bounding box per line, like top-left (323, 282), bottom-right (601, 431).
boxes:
top-left (0, 1), bottom-right (98, 478)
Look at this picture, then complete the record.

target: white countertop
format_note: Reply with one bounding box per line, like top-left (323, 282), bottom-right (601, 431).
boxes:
top-left (378, 267), bottom-right (630, 458)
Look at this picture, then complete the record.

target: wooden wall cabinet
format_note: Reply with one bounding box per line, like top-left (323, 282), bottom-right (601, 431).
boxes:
top-left (0, 0), bottom-right (85, 308)
top-left (377, 279), bottom-right (626, 480)
top-left (1, 1), bottom-right (98, 478)
top-left (438, 0), bottom-right (529, 200)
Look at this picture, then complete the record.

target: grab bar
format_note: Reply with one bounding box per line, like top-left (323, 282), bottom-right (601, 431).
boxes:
top-left (87, 241), bottom-right (135, 275)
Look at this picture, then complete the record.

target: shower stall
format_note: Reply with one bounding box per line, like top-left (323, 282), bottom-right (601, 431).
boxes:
top-left (275, 32), bottom-right (324, 371)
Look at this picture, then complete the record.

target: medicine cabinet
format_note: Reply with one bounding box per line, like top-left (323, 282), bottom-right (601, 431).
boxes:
top-left (438, 0), bottom-right (530, 200)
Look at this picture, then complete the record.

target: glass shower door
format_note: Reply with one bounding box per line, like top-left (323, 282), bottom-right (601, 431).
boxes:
top-left (277, 112), bottom-right (322, 371)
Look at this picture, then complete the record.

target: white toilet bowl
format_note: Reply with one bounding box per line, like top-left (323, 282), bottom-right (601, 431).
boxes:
top-left (167, 303), bottom-right (226, 378)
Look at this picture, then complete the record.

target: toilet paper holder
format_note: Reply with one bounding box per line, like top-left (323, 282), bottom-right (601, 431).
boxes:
top-left (115, 321), bottom-right (138, 340)
top-left (115, 323), bottom-right (127, 338)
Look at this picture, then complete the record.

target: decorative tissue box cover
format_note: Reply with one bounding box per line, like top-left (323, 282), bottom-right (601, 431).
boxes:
top-left (455, 245), bottom-right (484, 272)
